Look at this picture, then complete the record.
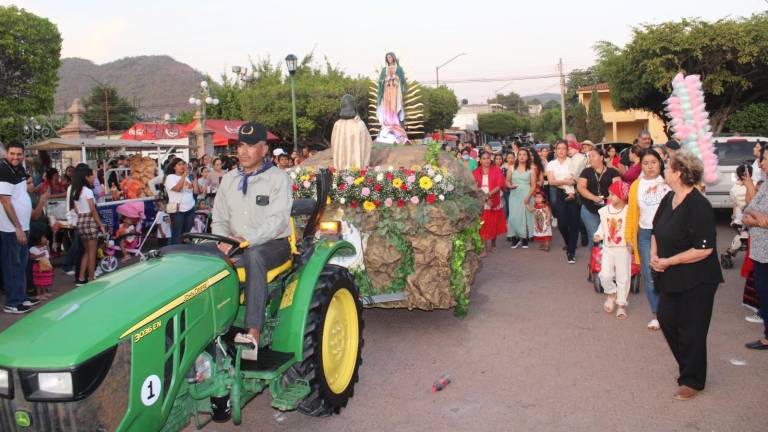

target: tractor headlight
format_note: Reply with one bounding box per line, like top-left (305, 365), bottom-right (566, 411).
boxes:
top-left (19, 346), bottom-right (116, 402)
top-left (0, 368), bottom-right (11, 398)
top-left (318, 220), bottom-right (342, 237)
top-left (37, 372), bottom-right (73, 397)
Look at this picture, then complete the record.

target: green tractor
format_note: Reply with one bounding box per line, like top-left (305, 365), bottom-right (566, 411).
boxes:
top-left (0, 169), bottom-right (364, 431)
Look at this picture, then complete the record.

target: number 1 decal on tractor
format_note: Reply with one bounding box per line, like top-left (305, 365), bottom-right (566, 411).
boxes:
top-left (141, 375), bottom-right (161, 406)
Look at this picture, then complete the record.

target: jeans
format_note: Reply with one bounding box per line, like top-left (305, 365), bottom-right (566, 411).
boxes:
top-left (1, 231), bottom-right (29, 307)
top-left (554, 189), bottom-right (579, 255)
top-left (754, 261), bottom-right (768, 339)
top-left (638, 228), bottom-right (660, 314)
top-left (62, 230), bottom-right (82, 274)
top-left (170, 209), bottom-right (195, 245)
top-left (580, 207), bottom-right (600, 249)
top-left (242, 239), bottom-right (292, 330)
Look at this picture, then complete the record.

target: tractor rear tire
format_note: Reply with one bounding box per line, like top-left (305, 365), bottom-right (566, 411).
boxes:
top-left (287, 265), bottom-right (364, 416)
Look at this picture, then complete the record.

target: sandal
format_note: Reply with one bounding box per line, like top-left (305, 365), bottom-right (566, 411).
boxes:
top-left (234, 333), bottom-right (259, 361)
top-left (616, 306), bottom-right (627, 320)
top-left (602, 297), bottom-right (615, 313)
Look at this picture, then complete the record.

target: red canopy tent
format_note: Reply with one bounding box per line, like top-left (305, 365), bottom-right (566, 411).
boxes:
top-left (183, 120), bottom-right (279, 146)
top-left (121, 121), bottom-right (279, 147)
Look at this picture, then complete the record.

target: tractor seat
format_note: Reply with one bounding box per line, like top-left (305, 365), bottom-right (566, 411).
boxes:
top-left (232, 257), bottom-right (293, 285)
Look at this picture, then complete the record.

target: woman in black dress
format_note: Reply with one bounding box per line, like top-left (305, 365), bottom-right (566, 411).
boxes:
top-left (651, 150), bottom-right (723, 401)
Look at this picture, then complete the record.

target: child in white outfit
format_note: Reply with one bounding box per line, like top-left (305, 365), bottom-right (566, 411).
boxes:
top-left (593, 181), bottom-right (632, 319)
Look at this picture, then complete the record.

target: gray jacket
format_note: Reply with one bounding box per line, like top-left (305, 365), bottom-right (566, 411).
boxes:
top-left (212, 166), bottom-right (293, 246)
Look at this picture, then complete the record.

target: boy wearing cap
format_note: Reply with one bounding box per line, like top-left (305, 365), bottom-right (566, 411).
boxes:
top-left (594, 181), bottom-right (632, 320)
top-left (212, 122), bottom-right (293, 360)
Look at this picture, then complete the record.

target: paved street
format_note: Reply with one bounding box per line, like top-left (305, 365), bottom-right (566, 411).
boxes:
top-left (2, 223), bottom-right (766, 431)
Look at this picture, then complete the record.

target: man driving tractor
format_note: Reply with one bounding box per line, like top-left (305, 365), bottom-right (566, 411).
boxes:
top-left (212, 122), bottom-right (293, 360)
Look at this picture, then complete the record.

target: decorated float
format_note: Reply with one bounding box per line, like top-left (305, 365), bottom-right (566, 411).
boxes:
top-left (290, 53), bottom-right (484, 317)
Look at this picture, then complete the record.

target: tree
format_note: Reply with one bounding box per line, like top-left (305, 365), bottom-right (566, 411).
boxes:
top-left (595, 13), bottom-right (768, 134)
top-left (422, 85), bottom-right (459, 133)
top-left (240, 56), bottom-right (370, 147)
top-left (206, 75), bottom-right (242, 120)
top-left (83, 85), bottom-right (137, 132)
top-left (565, 67), bottom-right (603, 108)
top-left (543, 100), bottom-right (560, 110)
top-left (478, 112), bottom-right (525, 137)
top-left (533, 108), bottom-right (562, 144)
top-left (725, 103), bottom-right (768, 136)
top-left (487, 91), bottom-right (525, 115)
top-left (0, 6), bottom-right (61, 142)
top-left (587, 88), bottom-right (605, 143)
top-left (571, 103), bottom-right (588, 141)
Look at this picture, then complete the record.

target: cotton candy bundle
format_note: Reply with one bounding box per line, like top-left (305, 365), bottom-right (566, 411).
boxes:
top-left (664, 73), bottom-right (719, 184)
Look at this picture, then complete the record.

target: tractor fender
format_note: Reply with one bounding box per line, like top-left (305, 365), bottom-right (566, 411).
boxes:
top-left (270, 239), bottom-right (356, 360)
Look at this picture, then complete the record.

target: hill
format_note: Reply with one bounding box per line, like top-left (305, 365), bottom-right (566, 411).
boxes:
top-left (522, 93), bottom-right (560, 104)
top-left (55, 55), bottom-right (207, 119)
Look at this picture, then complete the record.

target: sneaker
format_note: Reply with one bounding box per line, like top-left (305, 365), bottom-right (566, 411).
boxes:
top-left (521, 239), bottom-right (529, 249)
top-left (510, 240), bottom-right (522, 249)
top-left (647, 319), bottom-right (660, 330)
top-left (64, 269), bottom-right (75, 276)
top-left (567, 254), bottom-right (576, 264)
top-left (745, 314), bottom-right (764, 324)
top-left (22, 298), bottom-right (40, 307)
top-left (94, 268), bottom-right (103, 278)
top-left (76, 279), bottom-right (88, 286)
top-left (3, 304), bottom-right (31, 314)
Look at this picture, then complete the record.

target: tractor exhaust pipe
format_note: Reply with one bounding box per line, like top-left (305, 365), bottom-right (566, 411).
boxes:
top-left (301, 168), bottom-right (331, 240)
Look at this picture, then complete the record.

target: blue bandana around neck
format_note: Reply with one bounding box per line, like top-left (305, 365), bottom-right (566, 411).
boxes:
top-left (237, 160), bottom-right (273, 195)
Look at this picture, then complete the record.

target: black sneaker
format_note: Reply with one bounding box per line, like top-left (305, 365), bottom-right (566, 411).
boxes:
top-left (522, 239), bottom-right (529, 249)
top-left (567, 254), bottom-right (576, 264)
top-left (3, 304), bottom-right (31, 314)
top-left (22, 298), bottom-right (39, 307)
top-left (76, 279), bottom-right (88, 286)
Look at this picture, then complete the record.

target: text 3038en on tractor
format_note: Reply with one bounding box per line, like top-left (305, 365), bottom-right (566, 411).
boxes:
top-left (0, 169), bottom-right (364, 431)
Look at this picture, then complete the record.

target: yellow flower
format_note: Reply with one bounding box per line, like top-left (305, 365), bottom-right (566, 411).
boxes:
top-left (354, 177), bottom-right (365, 185)
top-left (326, 196), bottom-right (332, 205)
top-left (300, 175), bottom-right (310, 181)
top-left (419, 176), bottom-right (433, 191)
top-left (392, 178), bottom-right (403, 188)
top-left (363, 200), bottom-right (376, 212)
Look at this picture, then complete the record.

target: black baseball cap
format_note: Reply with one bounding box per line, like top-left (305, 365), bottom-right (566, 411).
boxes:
top-left (238, 122), bottom-right (268, 145)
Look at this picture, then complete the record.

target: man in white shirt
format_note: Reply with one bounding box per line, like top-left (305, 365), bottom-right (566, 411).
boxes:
top-left (0, 141), bottom-right (38, 314)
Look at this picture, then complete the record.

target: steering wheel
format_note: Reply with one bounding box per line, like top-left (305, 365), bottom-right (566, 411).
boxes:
top-left (181, 233), bottom-right (249, 259)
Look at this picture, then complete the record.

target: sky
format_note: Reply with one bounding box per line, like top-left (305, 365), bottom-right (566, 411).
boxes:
top-left (5, 0), bottom-right (767, 103)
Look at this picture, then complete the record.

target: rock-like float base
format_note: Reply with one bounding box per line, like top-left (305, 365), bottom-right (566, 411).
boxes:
top-left (296, 145), bottom-right (484, 315)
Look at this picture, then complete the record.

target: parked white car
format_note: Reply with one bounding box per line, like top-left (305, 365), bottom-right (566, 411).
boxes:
top-left (705, 136), bottom-right (767, 208)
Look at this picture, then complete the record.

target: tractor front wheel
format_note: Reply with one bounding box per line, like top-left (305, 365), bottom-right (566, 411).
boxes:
top-left (289, 265), bottom-right (364, 416)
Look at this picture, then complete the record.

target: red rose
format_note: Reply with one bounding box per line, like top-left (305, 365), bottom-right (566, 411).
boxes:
top-left (367, 178), bottom-right (373, 184)
top-left (292, 184), bottom-right (299, 192)
top-left (404, 169), bottom-right (413, 176)
top-left (359, 169), bottom-right (367, 177)
top-left (338, 183), bottom-right (346, 191)
top-left (350, 201), bottom-right (358, 208)
top-left (397, 199), bottom-right (405, 208)
top-left (400, 184), bottom-right (408, 191)
top-left (426, 194), bottom-right (436, 204)
top-left (374, 199), bottom-right (381, 207)
top-left (385, 172), bottom-right (394, 181)
top-left (373, 184), bottom-right (383, 192)
top-left (329, 167), bottom-right (336, 173)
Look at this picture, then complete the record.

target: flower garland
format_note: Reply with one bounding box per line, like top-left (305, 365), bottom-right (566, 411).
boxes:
top-left (450, 220), bottom-right (483, 318)
top-left (290, 165), bottom-right (459, 210)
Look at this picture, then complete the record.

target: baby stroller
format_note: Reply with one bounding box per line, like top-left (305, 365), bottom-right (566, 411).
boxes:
top-left (98, 202), bottom-right (157, 273)
top-left (587, 244), bottom-right (641, 294)
top-left (720, 223), bottom-right (749, 269)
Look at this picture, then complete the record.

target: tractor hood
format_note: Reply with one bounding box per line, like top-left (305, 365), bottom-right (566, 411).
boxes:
top-left (0, 253), bottom-right (234, 369)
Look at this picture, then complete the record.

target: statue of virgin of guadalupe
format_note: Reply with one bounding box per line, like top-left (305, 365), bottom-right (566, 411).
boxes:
top-left (376, 52), bottom-right (410, 144)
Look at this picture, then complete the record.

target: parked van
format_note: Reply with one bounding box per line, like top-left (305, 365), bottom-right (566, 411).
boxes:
top-left (705, 136), bottom-right (767, 208)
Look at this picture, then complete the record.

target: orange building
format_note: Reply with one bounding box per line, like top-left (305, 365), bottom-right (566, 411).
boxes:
top-left (577, 83), bottom-right (667, 144)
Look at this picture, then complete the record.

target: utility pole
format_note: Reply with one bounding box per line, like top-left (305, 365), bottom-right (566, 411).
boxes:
top-left (103, 86), bottom-right (110, 139)
top-left (435, 67), bottom-right (439, 87)
top-left (558, 58), bottom-right (567, 138)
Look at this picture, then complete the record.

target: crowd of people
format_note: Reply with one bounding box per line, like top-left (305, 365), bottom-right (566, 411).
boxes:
top-left (466, 132), bottom-right (768, 400)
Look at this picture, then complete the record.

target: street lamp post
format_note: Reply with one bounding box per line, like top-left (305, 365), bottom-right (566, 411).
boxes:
top-left (435, 52), bottom-right (467, 87)
top-left (188, 80), bottom-right (219, 157)
top-left (232, 65), bottom-right (255, 87)
top-left (285, 54), bottom-right (299, 154)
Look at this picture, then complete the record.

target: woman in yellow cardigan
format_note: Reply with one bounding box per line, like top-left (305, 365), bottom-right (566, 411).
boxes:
top-left (626, 149), bottom-right (670, 330)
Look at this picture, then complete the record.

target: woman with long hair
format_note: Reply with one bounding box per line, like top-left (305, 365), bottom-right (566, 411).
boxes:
top-left (502, 152), bottom-right (516, 222)
top-left (743, 144), bottom-right (768, 350)
top-left (625, 149), bottom-right (670, 330)
top-left (474, 151), bottom-right (507, 256)
top-left (506, 148), bottom-right (537, 248)
top-left (70, 164), bottom-right (105, 285)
